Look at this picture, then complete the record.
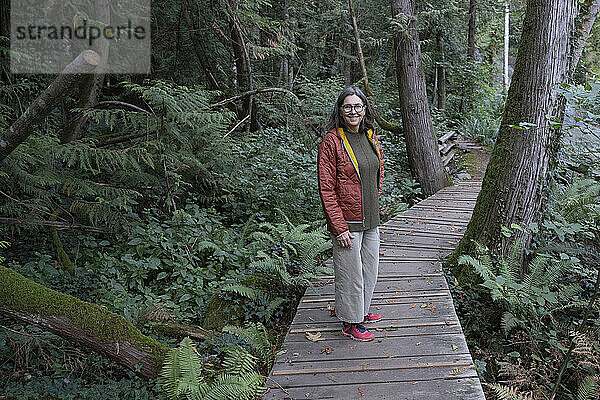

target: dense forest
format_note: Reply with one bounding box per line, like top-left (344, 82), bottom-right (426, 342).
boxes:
top-left (1, 0), bottom-right (600, 399)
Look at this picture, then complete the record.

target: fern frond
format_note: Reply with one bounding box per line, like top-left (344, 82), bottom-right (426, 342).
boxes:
top-left (577, 376), bottom-right (598, 400)
top-left (485, 383), bottom-right (531, 400)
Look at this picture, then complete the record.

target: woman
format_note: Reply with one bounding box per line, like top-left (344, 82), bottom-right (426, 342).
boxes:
top-left (317, 86), bottom-right (384, 342)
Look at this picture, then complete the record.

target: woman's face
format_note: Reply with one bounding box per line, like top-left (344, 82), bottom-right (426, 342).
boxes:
top-left (341, 94), bottom-right (365, 133)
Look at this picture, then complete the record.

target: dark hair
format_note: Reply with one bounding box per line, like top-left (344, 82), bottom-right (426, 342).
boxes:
top-left (326, 86), bottom-right (374, 133)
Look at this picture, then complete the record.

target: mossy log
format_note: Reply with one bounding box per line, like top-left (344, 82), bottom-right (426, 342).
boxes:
top-left (0, 266), bottom-right (168, 379)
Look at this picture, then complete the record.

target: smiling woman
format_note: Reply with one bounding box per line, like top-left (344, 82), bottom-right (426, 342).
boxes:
top-left (317, 86), bottom-right (384, 342)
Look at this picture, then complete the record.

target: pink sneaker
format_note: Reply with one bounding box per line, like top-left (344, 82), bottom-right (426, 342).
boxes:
top-left (363, 313), bottom-right (382, 323)
top-left (342, 323), bottom-right (375, 342)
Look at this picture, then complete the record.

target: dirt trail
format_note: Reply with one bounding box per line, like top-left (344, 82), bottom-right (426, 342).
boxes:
top-left (455, 140), bottom-right (491, 180)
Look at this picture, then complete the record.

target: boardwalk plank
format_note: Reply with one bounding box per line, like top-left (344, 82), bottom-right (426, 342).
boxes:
top-left (284, 323), bottom-right (463, 341)
top-left (265, 180), bottom-right (485, 399)
top-left (293, 301), bottom-right (455, 324)
top-left (265, 378), bottom-right (484, 400)
top-left (276, 333), bottom-right (471, 363)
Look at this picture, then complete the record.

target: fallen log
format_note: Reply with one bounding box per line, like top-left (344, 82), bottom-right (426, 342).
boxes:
top-left (0, 50), bottom-right (100, 161)
top-left (0, 266), bottom-right (168, 379)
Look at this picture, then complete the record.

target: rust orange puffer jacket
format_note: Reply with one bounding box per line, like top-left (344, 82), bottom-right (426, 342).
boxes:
top-left (317, 127), bottom-right (384, 236)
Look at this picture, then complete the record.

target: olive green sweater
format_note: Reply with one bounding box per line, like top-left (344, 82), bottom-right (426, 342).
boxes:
top-left (345, 130), bottom-right (380, 231)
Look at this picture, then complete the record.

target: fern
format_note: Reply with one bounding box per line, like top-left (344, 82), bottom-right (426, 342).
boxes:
top-left (222, 322), bottom-right (279, 370)
top-left (459, 240), bottom-right (578, 335)
top-left (577, 376), bottom-right (598, 400)
top-left (485, 383), bottom-right (532, 400)
top-left (160, 337), bottom-right (266, 400)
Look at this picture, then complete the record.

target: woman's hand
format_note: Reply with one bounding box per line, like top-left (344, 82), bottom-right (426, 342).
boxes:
top-left (337, 231), bottom-right (355, 248)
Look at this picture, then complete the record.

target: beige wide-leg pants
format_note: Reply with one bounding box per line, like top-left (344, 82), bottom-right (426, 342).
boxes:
top-left (331, 227), bottom-right (380, 323)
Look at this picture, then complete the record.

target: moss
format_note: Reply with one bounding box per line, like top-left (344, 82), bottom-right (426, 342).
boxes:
top-left (49, 209), bottom-right (75, 276)
top-left (459, 152), bottom-right (477, 177)
top-left (0, 266), bottom-right (168, 368)
top-left (202, 295), bottom-right (244, 331)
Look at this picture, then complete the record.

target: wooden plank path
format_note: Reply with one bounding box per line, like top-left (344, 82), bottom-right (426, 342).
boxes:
top-left (265, 180), bottom-right (486, 400)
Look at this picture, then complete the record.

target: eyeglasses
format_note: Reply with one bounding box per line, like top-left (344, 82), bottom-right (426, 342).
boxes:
top-left (341, 104), bottom-right (365, 113)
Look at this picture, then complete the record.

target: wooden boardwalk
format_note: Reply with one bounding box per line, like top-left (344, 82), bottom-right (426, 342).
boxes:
top-left (265, 180), bottom-right (486, 400)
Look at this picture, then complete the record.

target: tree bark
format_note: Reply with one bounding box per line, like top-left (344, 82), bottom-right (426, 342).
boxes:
top-left (182, 0), bottom-right (220, 90)
top-left (572, 0), bottom-right (600, 78)
top-left (0, 0), bottom-right (9, 40)
top-left (503, 1), bottom-right (510, 90)
top-left (449, 0), bottom-right (587, 281)
top-left (391, 0), bottom-right (449, 196)
top-left (226, 0), bottom-right (258, 132)
top-left (0, 50), bottom-right (100, 161)
top-left (435, 33), bottom-right (446, 111)
top-left (467, 0), bottom-right (477, 61)
top-left (59, 0), bottom-right (109, 144)
top-left (0, 266), bottom-right (168, 379)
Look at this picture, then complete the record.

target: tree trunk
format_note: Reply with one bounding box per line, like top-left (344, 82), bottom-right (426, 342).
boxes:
top-left (449, 0), bottom-right (588, 281)
top-left (182, 0), bottom-right (220, 90)
top-left (226, 0), bottom-right (258, 132)
top-left (467, 0), bottom-right (477, 61)
top-left (348, 0), bottom-right (403, 135)
top-left (503, 1), bottom-right (510, 90)
top-left (0, 266), bottom-right (168, 379)
top-left (0, 50), bottom-right (99, 162)
top-left (392, 0), bottom-right (449, 196)
top-left (435, 33), bottom-right (446, 111)
top-left (572, 0), bottom-right (600, 78)
top-left (0, 0), bottom-right (9, 39)
top-left (59, 0), bottom-right (109, 144)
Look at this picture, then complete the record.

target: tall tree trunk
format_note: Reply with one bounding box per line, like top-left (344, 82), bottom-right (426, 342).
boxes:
top-left (449, 0), bottom-right (596, 281)
top-left (572, 0), bottom-right (600, 78)
top-left (59, 0), bottom-right (109, 144)
top-left (182, 0), bottom-right (220, 90)
top-left (467, 0), bottom-right (477, 61)
top-left (226, 0), bottom-right (258, 132)
top-left (0, 0), bottom-right (8, 39)
top-left (503, 1), bottom-right (510, 90)
top-left (0, 0), bottom-right (9, 83)
top-left (0, 266), bottom-right (168, 379)
top-left (392, 0), bottom-right (449, 196)
top-left (0, 50), bottom-right (99, 162)
top-left (348, 0), bottom-right (403, 135)
top-left (435, 33), bottom-right (446, 111)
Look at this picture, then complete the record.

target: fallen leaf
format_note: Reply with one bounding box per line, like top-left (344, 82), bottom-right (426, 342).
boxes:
top-left (410, 304), bottom-right (417, 309)
top-left (305, 332), bottom-right (323, 342)
top-left (412, 381), bottom-right (418, 385)
top-left (349, 344), bottom-right (357, 351)
top-left (451, 344), bottom-right (458, 351)
top-left (320, 347), bottom-right (333, 355)
top-left (383, 351), bottom-right (391, 358)
top-left (449, 367), bottom-right (469, 376)
top-left (358, 388), bottom-right (365, 397)
top-left (421, 303), bottom-right (428, 308)
top-left (429, 305), bottom-right (437, 313)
